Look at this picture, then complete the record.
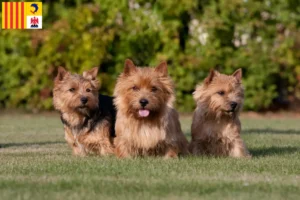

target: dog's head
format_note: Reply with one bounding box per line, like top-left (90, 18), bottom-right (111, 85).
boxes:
top-left (53, 67), bottom-right (100, 116)
top-left (194, 69), bottom-right (244, 117)
top-left (114, 59), bottom-right (174, 119)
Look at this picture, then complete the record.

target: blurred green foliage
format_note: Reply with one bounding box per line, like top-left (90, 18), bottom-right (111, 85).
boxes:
top-left (0, 0), bottom-right (299, 111)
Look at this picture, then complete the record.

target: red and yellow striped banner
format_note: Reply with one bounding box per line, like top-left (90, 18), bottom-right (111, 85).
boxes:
top-left (2, 2), bottom-right (42, 29)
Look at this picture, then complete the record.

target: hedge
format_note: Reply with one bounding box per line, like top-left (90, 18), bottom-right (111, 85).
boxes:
top-left (0, 0), bottom-right (299, 111)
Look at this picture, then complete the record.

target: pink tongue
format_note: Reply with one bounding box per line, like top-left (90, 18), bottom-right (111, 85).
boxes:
top-left (139, 109), bottom-right (150, 117)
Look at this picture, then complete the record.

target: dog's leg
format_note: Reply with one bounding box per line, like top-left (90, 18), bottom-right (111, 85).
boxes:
top-left (101, 141), bottom-right (115, 156)
top-left (229, 138), bottom-right (251, 158)
top-left (115, 142), bottom-right (132, 158)
top-left (189, 140), bottom-right (209, 156)
top-left (64, 129), bottom-right (86, 156)
top-left (82, 125), bottom-right (115, 156)
top-left (164, 146), bottom-right (178, 159)
top-left (189, 141), bottom-right (199, 155)
top-left (72, 145), bottom-right (87, 156)
top-left (98, 123), bottom-right (115, 156)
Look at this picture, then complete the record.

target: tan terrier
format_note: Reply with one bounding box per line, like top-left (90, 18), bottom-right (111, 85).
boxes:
top-left (53, 67), bottom-right (115, 156)
top-left (113, 59), bottom-right (189, 158)
top-left (190, 69), bottom-right (251, 158)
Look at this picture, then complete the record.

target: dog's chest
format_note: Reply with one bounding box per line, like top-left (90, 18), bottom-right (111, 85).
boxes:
top-left (203, 121), bottom-right (236, 141)
top-left (130, 124), bottom-right (166, 149)
top-left (66, 120), bottom-right (105, 144)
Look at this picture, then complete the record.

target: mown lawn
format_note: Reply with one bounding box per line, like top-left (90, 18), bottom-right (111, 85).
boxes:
top-left (0, 113), bottom-right (299, 200)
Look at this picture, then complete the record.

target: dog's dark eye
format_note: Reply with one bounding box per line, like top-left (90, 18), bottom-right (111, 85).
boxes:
top-left (151, 86), bottom-right (158, 92)
top-left (217, 91), bottom-right (225, 96)
top-left (86, 88), bottom-right (91, 92)
top-left (69, 88), bottom-right (75, 92)
top-left (132, 86), bottom-right (139, 91)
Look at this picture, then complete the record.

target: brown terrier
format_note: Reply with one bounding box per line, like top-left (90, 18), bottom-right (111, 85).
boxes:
top-left (53, 67), bottom-right (115, 156)
top-left (190, 69), bottom-right (251, 158)
top-left (113, 59), bottom-right (189, 158)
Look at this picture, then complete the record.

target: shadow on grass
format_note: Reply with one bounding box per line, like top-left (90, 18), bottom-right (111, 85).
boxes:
top-left (250, 146), bottom-right (299, 157)
top-left (244, 128), bottom-right (300, 134)
top-left (186, 129), bottom-right (300, 136)
top-left (0, 141), bottom-right (65, 148)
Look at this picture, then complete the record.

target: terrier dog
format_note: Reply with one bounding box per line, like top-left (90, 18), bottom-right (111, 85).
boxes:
top-left (113, 59), bottom-right (189, 158)
top-left (53, 67), bottom-right (115, 156)
top-left (189, 69), bottom-right (251, 158)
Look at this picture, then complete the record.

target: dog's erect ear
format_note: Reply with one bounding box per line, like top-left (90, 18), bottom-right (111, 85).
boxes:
top-left (204, 69), bottom-right (219, 85)
top-left (124, 59), bottom-right (137, 75)
top-left (55, 67), bottom-right (68, 81)
top-left (83, 67), bottom-right (99, 80)
top-left (154, 61), bottom-right (168, 77)
top-left (232, 68), bottom-right (242, 83)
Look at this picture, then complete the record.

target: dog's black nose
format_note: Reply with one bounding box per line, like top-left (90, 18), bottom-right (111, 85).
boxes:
top-left (139, 99), bottom-right (149, 107)
top-left (230, 102), bottom-right (237, 110)
top-left (81, 97), bottom-right (88, 104)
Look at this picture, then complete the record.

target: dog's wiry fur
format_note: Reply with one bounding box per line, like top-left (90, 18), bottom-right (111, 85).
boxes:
top-left (113, 59), bottom-right (189, 158)
top-left (190, 69), bottom-right (251, 158)
top-left (53, 67), bottom-right (115, 156)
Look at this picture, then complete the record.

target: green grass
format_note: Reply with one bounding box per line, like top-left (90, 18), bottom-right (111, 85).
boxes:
top-left (0, 114), bottom-right (299, 200)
